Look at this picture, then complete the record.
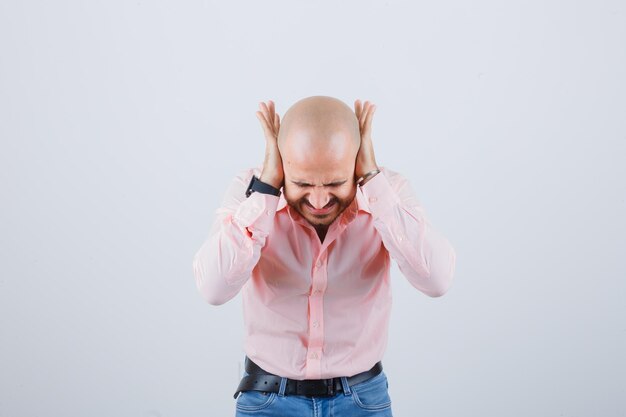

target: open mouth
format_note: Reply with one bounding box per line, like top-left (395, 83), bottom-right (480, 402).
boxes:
top-left (305, 201), bottom-right (336, 215)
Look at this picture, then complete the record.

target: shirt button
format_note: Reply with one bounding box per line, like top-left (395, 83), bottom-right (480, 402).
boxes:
top-left (312, 321), bottom-right (319, 328)
top-left (316, 260), bottom-right (322, 268)
top-left (310, 352), bottom-right (318, 359)
top-left (398, 235), bottom-right (404, 241)
top-left (266, 210), bottom-right (271, 215)
top-left (369, 197), bottom-right (378, 203)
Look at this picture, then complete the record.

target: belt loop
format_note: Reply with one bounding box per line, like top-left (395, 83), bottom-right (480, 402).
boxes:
top-left (340, 376), bottom-right (351, 396)
top-left (278, 376), bottom-right (288, 397)
top-left (326, 378), bottom-right (335, 396)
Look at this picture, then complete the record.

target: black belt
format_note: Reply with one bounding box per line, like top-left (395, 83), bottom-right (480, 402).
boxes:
top-left (233, 356), bottom-right (383, 399)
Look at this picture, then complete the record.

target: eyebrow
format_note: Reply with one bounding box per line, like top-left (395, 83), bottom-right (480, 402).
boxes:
top-left (291, 179), bottom-right (349, 187)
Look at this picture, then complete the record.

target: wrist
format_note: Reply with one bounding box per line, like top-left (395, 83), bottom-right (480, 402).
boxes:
top-left (357, 168), bottom-right (381, 186)
top-left (246, 175), bottom-right (282, 198)
top-left (259, 173), bottom-right (283, 190)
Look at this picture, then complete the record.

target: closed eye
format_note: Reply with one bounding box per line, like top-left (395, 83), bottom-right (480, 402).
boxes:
top-left (291, 180), bottom-right (348, 188)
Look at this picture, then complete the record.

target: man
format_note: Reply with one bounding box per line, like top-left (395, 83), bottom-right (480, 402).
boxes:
top-left (192, 96), bottom-right (456, 416)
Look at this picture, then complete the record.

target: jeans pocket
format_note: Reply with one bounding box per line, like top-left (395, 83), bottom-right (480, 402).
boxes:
top-left (350, 371), bottom-right (392, 411)
top-left (236, 390), bottom-right (276, 411)
top-left (236, 370), bottom-right (277, 411)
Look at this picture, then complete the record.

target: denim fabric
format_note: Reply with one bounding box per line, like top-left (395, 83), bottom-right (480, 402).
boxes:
top-left (235, 369), bottom-right (393, 416)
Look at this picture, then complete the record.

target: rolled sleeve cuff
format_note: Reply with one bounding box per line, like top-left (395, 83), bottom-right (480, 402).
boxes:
top-left (359, 171), bottom-right (401, 219)
top-left (233, 191), bottom-right (280, 237)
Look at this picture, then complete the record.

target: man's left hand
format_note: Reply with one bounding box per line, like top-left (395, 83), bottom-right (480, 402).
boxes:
top-left (354, 99), bottom-right (380, 180)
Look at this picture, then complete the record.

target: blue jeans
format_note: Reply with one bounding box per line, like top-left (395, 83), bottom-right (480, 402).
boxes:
top-left (235, 369), bottom-right (394, 416)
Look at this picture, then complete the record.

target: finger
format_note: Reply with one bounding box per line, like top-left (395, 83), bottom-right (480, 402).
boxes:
top-left (258, 102), bottom-right (267, 122)
top-left (274, 113), bottom-right (280, 134)
top-left (360, 103), bottom-right (370, 131)
top-left (365, 104), bottom-right (376, 130)
top-left (261, 102), bottom-right (274, 123)
top-left (361, 100), bottom-right (372, 130)
top-left (256, 111), bottom-right (273, 138)
top-left (364, 102), bottom-right (375, 119)
top-left (363, 100), bottom-right (373, 117)
top-left (363, 100), bottom-right (371, 120)
top-left (361, 102), bottom-right (374, 131)
top-left (262, 102), bottom-right (276, 135)
top-left (268, 100), bottom-right (275, 126)
top-left (354, 99), bottom-right (362, 119)
top-left (260, 101), bottom-right (269, 117)
top-left (255, 110), bottom-right (268, 129)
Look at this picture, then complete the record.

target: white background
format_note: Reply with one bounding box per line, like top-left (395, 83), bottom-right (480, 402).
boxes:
top-left (1, 0), bottom-right (625, 416)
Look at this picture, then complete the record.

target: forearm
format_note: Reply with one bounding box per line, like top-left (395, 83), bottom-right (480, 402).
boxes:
top-left (192, 224), bottom-right (256, 306)
top-left (192, 169), bottom-right (279, 305)
top-left (360, 168), bottom-right (456, 297)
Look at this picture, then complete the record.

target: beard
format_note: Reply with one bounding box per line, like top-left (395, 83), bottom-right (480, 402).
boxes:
top-left (287, 195), bottom-right (353, 227)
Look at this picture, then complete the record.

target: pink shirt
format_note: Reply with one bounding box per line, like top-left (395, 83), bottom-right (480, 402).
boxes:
top-left (193, 165), bottom-right (456, 380)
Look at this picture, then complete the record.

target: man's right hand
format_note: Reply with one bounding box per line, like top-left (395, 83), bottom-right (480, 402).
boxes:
top-left (255, 100), bottom-right (284, 189)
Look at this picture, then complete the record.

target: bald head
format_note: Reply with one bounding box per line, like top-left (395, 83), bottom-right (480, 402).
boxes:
top-left (277, 96), bottom-right (361, 229)
top-left (277, 96), bottom-right (361, 164)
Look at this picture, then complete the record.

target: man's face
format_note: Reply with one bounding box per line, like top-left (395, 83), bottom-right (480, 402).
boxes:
top-left (277, 96), bottom-right (362, 229)
top-left (283, 160), bottom-right (357, 229)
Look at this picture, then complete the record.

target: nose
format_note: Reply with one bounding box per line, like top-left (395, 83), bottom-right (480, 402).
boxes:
top-left (307, 187), bottom-right (332, 209)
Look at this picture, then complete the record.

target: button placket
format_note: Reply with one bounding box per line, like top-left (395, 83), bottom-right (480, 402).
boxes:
top-left (305, 250), bottom-right (327, 378)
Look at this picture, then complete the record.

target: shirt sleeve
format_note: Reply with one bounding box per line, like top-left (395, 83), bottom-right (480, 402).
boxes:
top-left (359, 167), bottom-right (457, 297)
top-left (192, 167), bottom-right (280, 305)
